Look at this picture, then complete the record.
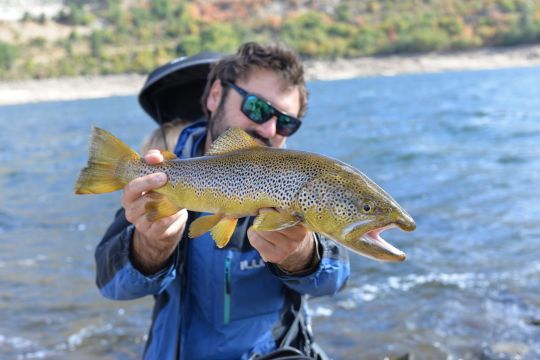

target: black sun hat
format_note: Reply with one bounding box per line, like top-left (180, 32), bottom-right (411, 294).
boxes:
top-left (138, 52), bottom-right (223, 125)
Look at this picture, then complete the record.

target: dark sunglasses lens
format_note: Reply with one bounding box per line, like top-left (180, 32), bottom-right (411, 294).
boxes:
top-left (243, 95), bottom-right (274, 123)
top-left (277, 115), bottom-right (301, 136)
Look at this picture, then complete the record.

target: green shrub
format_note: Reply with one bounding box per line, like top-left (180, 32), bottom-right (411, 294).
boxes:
top-left (132, 7), bottom-right (152, 28)
top-left (29, 37), bottom-right (47, 47)
top-left (351, 29), bottom-right (386, 55)
top-left (198, 23), bottom-right (241, 53)
top-left (89, 31), bottom-right (104, 58)
top-left (56, 3), bottom-right (93, 26)
top-left (152, 0), bottom-right (173, 21)
top-left (176, 35), bottom-right (201, 56)
top-left (0, 41), bottom-right (18, 71)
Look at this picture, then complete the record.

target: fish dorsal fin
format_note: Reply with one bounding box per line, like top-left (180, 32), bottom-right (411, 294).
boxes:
top-left (206, 128), bottom-right (262, 155)
top-left (160, 150), bottom-right (177, 160)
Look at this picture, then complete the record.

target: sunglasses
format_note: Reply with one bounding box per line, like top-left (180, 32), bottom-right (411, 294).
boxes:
top-left (222, 80), bottom-right (302, 137)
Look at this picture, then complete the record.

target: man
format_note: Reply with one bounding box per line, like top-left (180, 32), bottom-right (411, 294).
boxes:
top-left (95, 42), bottom-right (350, 360)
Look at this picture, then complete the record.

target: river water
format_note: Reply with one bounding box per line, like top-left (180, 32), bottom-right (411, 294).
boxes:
top-left (1, 66), bottom-right (539, 359)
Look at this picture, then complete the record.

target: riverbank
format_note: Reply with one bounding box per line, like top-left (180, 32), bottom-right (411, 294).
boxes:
top-left (2, 44), bottom-right (540, 106)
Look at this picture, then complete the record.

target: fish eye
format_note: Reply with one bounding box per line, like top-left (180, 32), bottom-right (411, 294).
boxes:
top-left (361, 201), bottom-right (374, 213)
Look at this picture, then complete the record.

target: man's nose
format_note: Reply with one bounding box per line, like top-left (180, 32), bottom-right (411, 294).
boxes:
top-left (256, 116), bottom-right (277, 139)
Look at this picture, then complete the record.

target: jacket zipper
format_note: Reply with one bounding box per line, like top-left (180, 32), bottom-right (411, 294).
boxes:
top-left (224, 251), bottom-right (232, 325)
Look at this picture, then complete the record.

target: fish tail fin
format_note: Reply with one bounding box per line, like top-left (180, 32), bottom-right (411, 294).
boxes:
top-left (75, 127), bottom-right (140, 194)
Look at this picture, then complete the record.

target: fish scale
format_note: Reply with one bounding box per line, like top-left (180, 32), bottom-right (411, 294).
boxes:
top-left (161, 150), bottom-right (320, 212)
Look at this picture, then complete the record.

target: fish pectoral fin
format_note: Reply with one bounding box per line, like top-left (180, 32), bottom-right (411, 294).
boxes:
top-left (145, 193), bottom-right (181, 222)
top-left (205, 128), bottom-right (262, 155)
top-left (252, 209), bottom-right (302, 232)
top-left (211, 217), bottom-right (239, 248)
top-left (188, 214), bottom-right (224, 238)
top-left (160, 150), bottom-right (177, 160)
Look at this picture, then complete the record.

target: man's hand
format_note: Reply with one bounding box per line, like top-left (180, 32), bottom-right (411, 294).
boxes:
top-left (248, 212), bottom-right (318, 273)
top-left (121, 149), bottom-right (188, 275)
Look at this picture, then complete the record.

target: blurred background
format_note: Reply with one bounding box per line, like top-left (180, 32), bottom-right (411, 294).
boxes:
top-left (1, 1), bottom-right (540, 359)
top-left (1, 0), bottom-right (540, 79)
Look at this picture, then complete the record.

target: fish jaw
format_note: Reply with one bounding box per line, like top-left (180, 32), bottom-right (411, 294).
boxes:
top-left (341, 215), bottom-right (415, 262)
top-left (396, 211), bottom-right (416, 232)
top-left (353, 225), bottom-right (407, 262)
top-left (346, 207), bottom-right (416, 262)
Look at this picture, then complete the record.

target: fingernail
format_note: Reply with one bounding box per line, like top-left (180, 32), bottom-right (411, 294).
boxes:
top-left (155, 173), bottom-right (167, 183)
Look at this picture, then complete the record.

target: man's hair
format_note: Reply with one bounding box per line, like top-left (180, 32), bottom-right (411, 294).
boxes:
top-left (201, 42), bottom-right (308, 120)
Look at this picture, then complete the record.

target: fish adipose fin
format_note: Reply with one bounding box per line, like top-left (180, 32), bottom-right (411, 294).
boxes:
top-left (188, 214), bottom-right (224, 238)
top-left (145, 193), bottom-right (182, 222)
top-left (253, 209), bottom-right (302, 231)
top-left (75, 127), bottom-right (140, 194)
top-left (206, 128), bottom-right (261, 155)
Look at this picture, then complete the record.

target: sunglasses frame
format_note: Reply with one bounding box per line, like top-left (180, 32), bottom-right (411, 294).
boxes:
top-left (222, 80), bottom-right (302, 137)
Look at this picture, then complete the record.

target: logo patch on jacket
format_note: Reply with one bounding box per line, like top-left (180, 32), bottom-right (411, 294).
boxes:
top-left (240, 259), bottom-right (265, 271)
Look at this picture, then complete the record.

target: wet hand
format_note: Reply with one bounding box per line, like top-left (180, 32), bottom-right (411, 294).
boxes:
top-left (121, 150), bottom-right (188, 274)
top-left (248, 218), bottom-right (318, 273)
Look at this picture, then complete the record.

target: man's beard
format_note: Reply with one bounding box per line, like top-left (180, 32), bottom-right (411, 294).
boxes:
top-left (209, 103), bottom-right (273, 147)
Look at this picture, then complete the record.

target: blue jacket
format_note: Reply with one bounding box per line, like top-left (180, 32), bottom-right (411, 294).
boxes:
top-left (94, 122), bottom-right (350, 359)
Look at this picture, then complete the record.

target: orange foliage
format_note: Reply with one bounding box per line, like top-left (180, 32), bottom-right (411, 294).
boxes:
top-left (463, 24), bottom-right (475, 39)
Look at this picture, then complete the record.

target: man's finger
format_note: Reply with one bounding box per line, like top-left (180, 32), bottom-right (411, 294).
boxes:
top-left (122, 195), bottom-right (150, 222)
top-left (145, 210), bottom-right (188, 241)
top-left (275, 225), bottom-right (308, 241)
top-left (144, 149), bottom-right (164, 165)
top-left (122, 173), bottom-right (167, 203)
top-left (248, 228), bottom-right (277, 261)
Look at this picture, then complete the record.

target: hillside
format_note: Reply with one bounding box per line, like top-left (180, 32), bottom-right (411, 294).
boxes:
top-left (0, 0), bottom-right (539, 80)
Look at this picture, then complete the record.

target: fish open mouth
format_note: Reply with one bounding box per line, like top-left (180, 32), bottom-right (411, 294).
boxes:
top-left (360, 224), bottom-right (406, 262)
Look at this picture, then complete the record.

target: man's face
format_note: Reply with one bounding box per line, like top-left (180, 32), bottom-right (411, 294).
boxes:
top-left (206, 68), bottom-right (301, 149)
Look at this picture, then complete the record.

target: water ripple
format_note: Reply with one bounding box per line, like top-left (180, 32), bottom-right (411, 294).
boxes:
top-left (345, 261), bottom-right (540, 305)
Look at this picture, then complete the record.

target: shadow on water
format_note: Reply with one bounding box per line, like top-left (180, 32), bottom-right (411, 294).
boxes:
top-left (1, 67), bottom-right (540, 359)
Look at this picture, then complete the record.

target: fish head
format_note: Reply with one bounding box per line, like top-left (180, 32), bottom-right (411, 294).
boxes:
top-left (298, 167), bottom-right (416, 262)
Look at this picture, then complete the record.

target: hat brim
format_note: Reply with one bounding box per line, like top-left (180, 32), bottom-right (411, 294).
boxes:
top-left (138, 52), bottom-right (223, 124)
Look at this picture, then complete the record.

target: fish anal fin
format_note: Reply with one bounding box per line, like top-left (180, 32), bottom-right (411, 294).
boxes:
top-left (206, 128), bottom-right (262, 155)
top-left (253, 209), bottom-right (302, 231)
top-left (211, 217), bottom-right (239, 248)
top-left (188, 214), bottom-right (224, 238)
top-left (161, 150), bottom-right (177, 160)
top-left (145, 193), bottom-right (181, 222)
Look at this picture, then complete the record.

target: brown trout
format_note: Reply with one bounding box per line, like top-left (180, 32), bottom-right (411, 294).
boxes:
top-left (75, 127), bottom-right (415, 262)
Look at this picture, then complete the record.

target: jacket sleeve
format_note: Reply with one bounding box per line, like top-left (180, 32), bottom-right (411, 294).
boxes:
top-left (94, 208), bottom-right (180, 300)
top-left (267, 234), bottom-right (350, 297)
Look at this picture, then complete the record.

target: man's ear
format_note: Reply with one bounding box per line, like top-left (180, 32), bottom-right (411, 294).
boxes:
top-left (206, 80), bottom-right (223, 113)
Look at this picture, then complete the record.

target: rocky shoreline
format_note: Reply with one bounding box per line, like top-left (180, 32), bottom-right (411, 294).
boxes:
top-left (1, 44), bottom-right (540, 106)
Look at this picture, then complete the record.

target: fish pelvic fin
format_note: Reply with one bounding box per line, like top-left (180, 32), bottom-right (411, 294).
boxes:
top-left (253, 209), bottom-right (302, 231)
top-left (188, 214), bottom-right (224, 238)
top-left (211, 217), bottom-right (239, 248)
top-left (75, 127), bottom-right (140, 194)
top-left (188, 214), bottom-right (238, 248)
top-left (145, 192), bottom-right (182, 222)
top-left (206, 128), bottom-right (261, 155)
